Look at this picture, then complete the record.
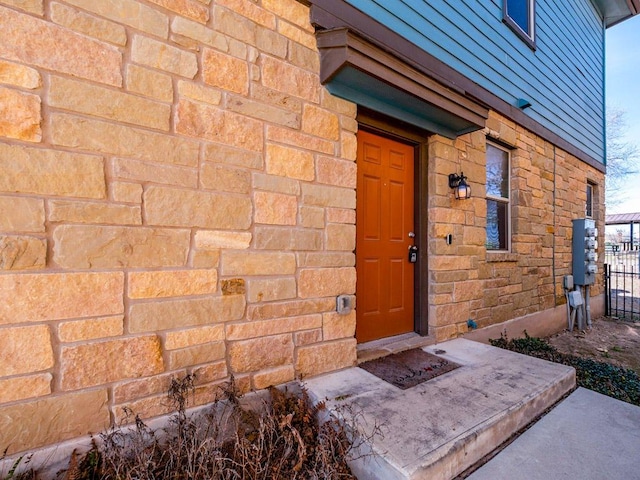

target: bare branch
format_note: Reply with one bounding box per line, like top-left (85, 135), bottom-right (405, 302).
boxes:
top-left (606, 107), bottom-right (640, 206)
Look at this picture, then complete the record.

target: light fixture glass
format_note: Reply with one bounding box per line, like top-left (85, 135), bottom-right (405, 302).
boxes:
top-left (448, 172), bottom-right (471, 200)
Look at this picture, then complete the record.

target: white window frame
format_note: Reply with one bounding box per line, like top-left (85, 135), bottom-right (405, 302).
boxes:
top-left (503, 0), bottom-right (536, 49)
top-left (486, 142), bottom-right (511, 252)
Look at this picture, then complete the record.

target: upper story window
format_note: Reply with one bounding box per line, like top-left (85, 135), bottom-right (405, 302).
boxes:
top-left (503, 0), bottom-right (536, 49)
top-left (486, 143), bottom-right (511, 251)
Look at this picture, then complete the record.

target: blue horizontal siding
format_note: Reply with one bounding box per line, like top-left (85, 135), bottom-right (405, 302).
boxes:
top-left (344, 0), bottom-right (605, 163)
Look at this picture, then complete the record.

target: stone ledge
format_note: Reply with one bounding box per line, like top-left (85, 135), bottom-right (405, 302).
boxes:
top-left (485, 252), bottom-right (519, 263)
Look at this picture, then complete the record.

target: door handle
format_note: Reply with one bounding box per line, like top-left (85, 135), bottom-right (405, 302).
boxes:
top-left (408, 232), bottom-right (415, 238)
top-left (408, 245), bottom-right (418, 263)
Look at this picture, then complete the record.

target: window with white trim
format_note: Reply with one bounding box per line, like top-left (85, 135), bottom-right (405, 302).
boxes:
top-left (503, 0), bottom-right (535, 48)
top-left (486, 143), bottom-right (511, 251)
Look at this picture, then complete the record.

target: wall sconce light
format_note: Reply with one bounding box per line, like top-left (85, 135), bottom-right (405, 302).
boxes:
top-left (448, 172), bottom-right (471, 200)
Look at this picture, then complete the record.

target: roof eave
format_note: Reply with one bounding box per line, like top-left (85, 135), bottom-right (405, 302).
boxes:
top-left (592, 0), bottom-right (639, 27)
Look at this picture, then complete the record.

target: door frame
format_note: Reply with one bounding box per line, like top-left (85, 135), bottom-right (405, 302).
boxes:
top-left (356, 108), bottom-right (431, 337)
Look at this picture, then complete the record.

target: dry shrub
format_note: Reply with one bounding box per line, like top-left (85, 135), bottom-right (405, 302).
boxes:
top-left (58, 375), bottom-right (378, 480)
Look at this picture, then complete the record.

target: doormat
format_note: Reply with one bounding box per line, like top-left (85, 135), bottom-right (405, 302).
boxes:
top-left (359, 348), bottom-right (461, 390)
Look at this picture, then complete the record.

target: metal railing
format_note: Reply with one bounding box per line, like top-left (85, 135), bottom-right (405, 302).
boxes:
top-left (620, 242), bottom-right (640, 251)
top-left (604, 249), bottom-right (640, 271)
top-left (605, 262), bottom-right (640, 321)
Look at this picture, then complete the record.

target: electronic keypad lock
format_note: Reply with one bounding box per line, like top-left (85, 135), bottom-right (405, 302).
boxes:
top-left (408, 245), bottom-right (418, 263)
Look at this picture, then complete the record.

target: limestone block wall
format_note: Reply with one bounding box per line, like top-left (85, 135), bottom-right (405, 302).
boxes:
top-left (0, 0), bottom-right (358, 455)
top-left (428, 111), bottom-right (605, 340)
top-left (0, 0), bottom-right (607, 458)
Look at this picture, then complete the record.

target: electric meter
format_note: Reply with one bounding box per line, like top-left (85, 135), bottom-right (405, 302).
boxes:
top-left (572, 218), bottom-right (597, 285)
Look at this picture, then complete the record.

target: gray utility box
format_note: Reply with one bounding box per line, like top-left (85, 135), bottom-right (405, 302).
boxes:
top-left (572, 218), bottom-right (598, 285)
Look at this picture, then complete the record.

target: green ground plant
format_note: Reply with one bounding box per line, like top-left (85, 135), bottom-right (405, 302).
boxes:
top-left (490, 332), bottom-right (640, 406)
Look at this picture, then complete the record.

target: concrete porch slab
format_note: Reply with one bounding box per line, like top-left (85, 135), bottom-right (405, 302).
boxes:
top-left (305, 338), bottom-right (575, 480)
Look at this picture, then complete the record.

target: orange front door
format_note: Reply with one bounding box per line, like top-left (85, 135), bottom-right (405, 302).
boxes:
top-left (356, 130), bottom-right (415, 343)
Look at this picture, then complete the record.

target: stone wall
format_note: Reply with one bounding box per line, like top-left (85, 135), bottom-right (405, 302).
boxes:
top-left (427, 111), bottom-right (605, 340)
top-left (0, 0), bottom-right (606, 457)
top-left (0, 0), bottom-right (358, 455)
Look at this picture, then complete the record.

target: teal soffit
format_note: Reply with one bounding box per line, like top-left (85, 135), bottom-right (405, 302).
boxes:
top-left (315, 28), bottom-right (488, 139)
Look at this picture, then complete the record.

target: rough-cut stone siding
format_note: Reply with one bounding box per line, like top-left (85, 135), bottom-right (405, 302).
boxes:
top-left (427, 112), bottom-right (605, 340)
top-left (0, 0), bottom-right (605, 457)
top-left (0, 0), bottom-right (357, 456)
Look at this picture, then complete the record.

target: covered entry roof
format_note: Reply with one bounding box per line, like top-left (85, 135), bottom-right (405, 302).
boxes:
top-left (315, 28), bottom-right (489, 139)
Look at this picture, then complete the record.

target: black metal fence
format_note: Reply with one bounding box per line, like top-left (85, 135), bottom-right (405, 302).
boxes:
top-left (605, 262), bottom-right (640, 321)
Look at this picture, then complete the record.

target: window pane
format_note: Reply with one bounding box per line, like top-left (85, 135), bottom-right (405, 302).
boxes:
top-left (586, 184), bottom-right (593, 217)
top-left (486, 145), bottom-right (509, 199)
top-left (486, 199), bottom-right (508, 250)
top-left (507, 0), bottom-right (529, 33)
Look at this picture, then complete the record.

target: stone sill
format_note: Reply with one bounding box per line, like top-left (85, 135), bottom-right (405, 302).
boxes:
top-left (486, 252), bottom-right (519, 263)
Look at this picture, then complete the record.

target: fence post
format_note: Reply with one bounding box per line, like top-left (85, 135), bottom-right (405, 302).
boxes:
top-left (604, 263), bottom-right (610, 317)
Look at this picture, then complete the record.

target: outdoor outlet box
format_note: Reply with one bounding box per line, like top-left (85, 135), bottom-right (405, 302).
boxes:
top-left (572, 218), bottom-right (598, 285)
top-left (568, 290), bottom-right (584, 307)
top-left (336, 294), bottom-right (354, 315)
top-left (563, 275), bottom-right (574, 290)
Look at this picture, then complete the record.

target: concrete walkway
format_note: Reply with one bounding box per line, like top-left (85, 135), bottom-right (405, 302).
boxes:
top-left (468, 387), bottom-right (640, 480)
top-left (305, 338), bottom-right (576, 479)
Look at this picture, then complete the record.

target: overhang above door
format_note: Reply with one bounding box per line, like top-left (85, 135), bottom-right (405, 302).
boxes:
top-left (315, 28), bottom-right (489, 139)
